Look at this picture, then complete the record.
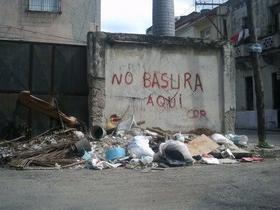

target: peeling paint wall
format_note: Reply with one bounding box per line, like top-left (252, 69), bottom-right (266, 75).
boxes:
top-left (88, 32), bottom-right (236, 133)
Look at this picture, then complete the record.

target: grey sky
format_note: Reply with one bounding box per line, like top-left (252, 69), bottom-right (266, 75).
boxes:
top-left (101, 0), bottom-right (195, 34)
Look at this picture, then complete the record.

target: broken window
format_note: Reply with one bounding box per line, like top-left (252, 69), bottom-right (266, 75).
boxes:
top-left (28, 0), bottom-right (61, 13)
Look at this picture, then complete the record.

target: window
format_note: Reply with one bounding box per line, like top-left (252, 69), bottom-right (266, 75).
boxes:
top-left (200, 27), bottom-right (211, 39)
top-left (223, 19), bottom-right (228, 39)
top-left (241, 17), bottom-right (248, 29)
top-left (28, 0), bottom-right (61, 13)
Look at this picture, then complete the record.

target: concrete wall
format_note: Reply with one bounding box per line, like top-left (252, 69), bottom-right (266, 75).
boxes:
top-left (88, 32), bottom-right (236, 133)
top-left (0, 0), bottom-right (101, 45)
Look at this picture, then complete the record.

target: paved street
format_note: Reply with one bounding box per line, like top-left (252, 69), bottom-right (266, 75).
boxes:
top-left (0, 160), bottom-right (279, 210)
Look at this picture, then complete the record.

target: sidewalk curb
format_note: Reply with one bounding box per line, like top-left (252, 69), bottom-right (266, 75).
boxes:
top-left (249, 145), bottom-right (280, 158)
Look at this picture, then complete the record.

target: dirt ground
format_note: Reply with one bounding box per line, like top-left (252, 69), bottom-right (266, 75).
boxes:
top-left (0, 160), bottom-right (279, 210)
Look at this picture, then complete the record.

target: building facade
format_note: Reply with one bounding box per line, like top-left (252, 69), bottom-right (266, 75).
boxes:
top-left (175, 7), bottom-right (228, 41)
top-left (0, 0), bottom-right (101, 45)
top-left (0, 0), bottom-right (101, 137)
top-left (175, 0), bottom-right (280, 129)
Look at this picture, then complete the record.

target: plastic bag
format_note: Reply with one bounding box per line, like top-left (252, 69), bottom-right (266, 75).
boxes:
top-left (117, 115), bottom-right (136, 132)
top-left (127, 136), bottom-right (155, 158)
top-left (173, 133), bottom-right (185, 142)
top-left (201, 157), bottom-right (220, 165)
top-left (211, 133), bottom-right (235, 146)
top-left (155, 140), bottom-right (194, 166)
top-left (225, 134), bottom-right (248, 147)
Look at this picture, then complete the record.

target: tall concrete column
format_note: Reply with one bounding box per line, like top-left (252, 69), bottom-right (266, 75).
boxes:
top-left (153, 0), bottom-right (175, 36)
top-left (87, 32), bottom-right (106, 128)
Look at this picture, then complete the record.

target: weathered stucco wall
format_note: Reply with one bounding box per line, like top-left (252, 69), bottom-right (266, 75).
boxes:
top-left (88, 32), bottom-right (236, 133)
top-left (0, 0), bottom-right (101, 45)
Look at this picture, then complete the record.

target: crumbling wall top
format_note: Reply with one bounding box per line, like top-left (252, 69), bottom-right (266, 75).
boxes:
top-left (88, 32), bottom-right (225, 49)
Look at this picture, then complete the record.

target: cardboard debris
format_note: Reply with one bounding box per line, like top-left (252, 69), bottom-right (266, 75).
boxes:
top-left (187, 134), bottom-right (219, 156)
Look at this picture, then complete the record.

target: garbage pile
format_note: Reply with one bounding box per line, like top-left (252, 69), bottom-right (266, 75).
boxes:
top-left (0, 113), bottom-right (263, 171)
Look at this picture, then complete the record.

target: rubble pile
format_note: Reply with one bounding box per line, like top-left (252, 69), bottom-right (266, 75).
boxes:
top-left (0, 114), bottom-right (262, 171)
top-left (0, 92), bottom-right (265, 171)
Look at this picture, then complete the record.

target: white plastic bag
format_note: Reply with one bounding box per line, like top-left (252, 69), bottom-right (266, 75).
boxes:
top-left (127, 136), bottom-right (155, 158)
top-left (173, 133), bottom-right (185, 142)
top-left (201, 157), bottom-right (220, 165)
top-left (211, 133), bottom-right (235, 146)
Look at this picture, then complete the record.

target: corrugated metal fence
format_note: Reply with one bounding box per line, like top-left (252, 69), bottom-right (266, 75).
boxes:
top-left (0, 40), bottom-right (88, 138)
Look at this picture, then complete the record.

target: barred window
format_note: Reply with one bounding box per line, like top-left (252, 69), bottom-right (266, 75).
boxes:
top-left (28, 0), bottom-right (61, 13)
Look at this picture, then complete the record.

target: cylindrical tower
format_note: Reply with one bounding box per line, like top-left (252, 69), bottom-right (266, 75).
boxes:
top-left (152, 0), bottom-right (175, 36)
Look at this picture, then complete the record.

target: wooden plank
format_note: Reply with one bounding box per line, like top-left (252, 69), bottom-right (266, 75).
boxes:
top-left (18, 91), bottom-right (79, 127)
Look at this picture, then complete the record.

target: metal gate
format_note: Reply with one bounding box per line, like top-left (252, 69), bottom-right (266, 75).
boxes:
top-left (0, 40), bottom-right (88, 138)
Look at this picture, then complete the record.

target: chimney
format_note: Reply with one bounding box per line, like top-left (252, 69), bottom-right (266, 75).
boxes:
top-left (152, 0), bottom-right (175, 36)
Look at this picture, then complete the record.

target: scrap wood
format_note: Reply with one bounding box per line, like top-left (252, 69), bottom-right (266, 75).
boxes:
top-left (146, 127), bottom-right (169, 138)
top-left (19, 167), bottom-right (59, 170)
top-left (136, 121), bottom-right (146, 126)
top-left (62, 160), bottom-right (86, 168)
top-left (188, 128), bottom-right (215, 136)
top-left (10, 157), bottom-right (80, 168)
top-left (25, 158), bottom-right (78, 167)
top-left (14, 141), bottom-right (74, 159)
top-left (56, 128), bottom-right (77, 134)
top-left (17, 160), bottom-right (86, 170)
top-left (0, 135), bottom-right (25, 146)
top-left (187, 134), bottom-right (219, 156)
top-left (18, 91), bottom-right (79, 127)
top-left (29, 127), bottom-right (58, 141)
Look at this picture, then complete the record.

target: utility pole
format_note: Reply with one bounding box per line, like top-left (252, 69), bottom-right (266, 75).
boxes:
top-left (245, 0), bottom-right (268, 146)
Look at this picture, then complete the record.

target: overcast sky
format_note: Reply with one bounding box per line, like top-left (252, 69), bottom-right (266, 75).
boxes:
top-left (101, 0), bottom-right (195, 34)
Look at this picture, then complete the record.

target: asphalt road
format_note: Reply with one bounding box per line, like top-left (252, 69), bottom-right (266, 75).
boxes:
top-left (0, 160), bottom-right (280, 210)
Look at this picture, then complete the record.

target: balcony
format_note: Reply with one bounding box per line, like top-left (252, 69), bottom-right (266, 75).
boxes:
top-left (234, 33), bottom-right (280, 58)
top-left (261, 34), bottom-right (280, 51)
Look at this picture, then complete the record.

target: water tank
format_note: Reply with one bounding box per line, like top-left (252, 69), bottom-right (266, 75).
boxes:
top-left (153, 0), bottom-right (175, 36)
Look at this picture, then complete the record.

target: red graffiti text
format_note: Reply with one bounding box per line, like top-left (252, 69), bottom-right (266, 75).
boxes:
top-left (187, 109), bottom-right (207, 119)
top-left (146, 93), bottom-right (182, 109)
top-left (112, 72), bottom-right (134, 85)
top-left (143, 72), bottom-right (203, 92)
